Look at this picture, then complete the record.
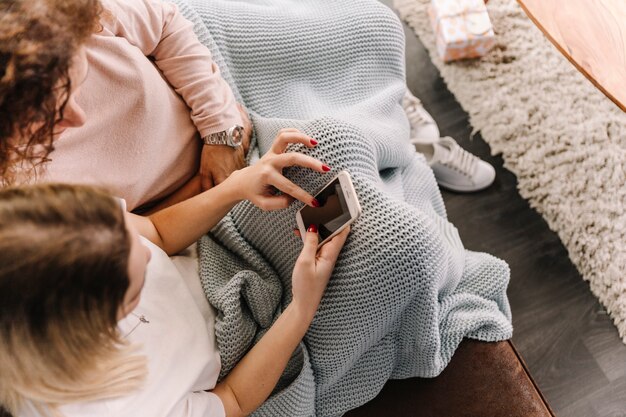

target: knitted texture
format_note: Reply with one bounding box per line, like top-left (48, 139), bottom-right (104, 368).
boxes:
top-left (174, 1), bottom-right (513, 415)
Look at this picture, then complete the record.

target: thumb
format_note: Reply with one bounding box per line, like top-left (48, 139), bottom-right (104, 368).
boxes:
top-left (301, 224), bottom-right (319, 260)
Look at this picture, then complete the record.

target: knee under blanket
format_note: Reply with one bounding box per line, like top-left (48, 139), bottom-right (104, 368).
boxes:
top-left (173, 0), bottom-right (513, 415)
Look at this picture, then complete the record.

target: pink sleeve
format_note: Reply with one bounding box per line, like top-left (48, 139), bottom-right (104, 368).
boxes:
top-left (103, 0), bottom-right (243, 137)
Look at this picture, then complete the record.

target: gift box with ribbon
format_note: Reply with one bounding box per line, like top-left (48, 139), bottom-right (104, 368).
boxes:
top-left (428, 0), bottom-right (495, 62)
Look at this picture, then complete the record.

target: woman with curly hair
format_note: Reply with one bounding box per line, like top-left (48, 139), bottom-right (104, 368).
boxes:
top-left (0, 0), bottom-right (98, 184)
top-left (1, 0), bottom-right (252, 210)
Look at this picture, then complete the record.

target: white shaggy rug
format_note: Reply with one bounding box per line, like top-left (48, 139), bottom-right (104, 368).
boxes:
top-left (393, 0), bottom-right (626, 341)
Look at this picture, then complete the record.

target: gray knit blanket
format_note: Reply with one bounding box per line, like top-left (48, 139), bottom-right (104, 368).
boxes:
top-left (174, 0), bottom-right (513, 415)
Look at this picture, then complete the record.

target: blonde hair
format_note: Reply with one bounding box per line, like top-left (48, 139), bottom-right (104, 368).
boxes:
top-left (0, 184), bottom-right (147, 416)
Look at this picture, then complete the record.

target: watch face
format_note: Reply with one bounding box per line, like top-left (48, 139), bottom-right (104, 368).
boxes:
top-left (230, 125), bottom-right (244, 147)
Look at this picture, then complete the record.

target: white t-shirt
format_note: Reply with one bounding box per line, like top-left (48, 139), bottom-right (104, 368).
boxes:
top-left (21, 239), bottom-right (224, 417)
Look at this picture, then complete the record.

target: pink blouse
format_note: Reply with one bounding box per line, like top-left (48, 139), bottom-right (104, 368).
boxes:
top-left (44, 0), bottom-right (242, 210)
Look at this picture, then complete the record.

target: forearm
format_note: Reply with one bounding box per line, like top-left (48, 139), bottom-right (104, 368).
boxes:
top-left (213, 303), bottom-right (315, 417)
top-left (146, 179), bottom-right (241, 255)
top-left (142, 175), bottom-right (203, 215)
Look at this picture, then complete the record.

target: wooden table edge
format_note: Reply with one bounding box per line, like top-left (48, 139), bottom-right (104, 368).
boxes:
top-left (516, 0), bottom-right (626, 113)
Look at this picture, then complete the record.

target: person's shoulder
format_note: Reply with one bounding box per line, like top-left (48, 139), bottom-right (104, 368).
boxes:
top-left (96, 0), bottom-right (176, 45)
top-left (97, 0), bottom-right (158, 32)
top-left (99, 0), bottom-right (166, 20)
top-left (96, 0), bottom-right (122, 33)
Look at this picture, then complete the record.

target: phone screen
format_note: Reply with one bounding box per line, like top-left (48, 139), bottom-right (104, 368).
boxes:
top-left (300, 177), bottom-right (352, 241)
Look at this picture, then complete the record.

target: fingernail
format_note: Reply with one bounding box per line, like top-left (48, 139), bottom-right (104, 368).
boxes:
top-left (310, 139), bottom-right (318, 145)
top-left (311, 198), bottom-right (320, 207)
top-left (322, 164), bottom-right (331, 172)
top-left (308, 224), bottom-right (318, 233)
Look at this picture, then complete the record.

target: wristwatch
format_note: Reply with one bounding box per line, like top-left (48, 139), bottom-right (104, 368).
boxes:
top-left (202, 125), bottom-right (244, 148)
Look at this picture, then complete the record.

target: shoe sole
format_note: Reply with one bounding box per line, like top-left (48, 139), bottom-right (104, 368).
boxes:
top-left (436, 179), bottom-right (494, 193)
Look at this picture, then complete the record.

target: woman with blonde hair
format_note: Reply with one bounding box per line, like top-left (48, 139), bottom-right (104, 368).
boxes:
top-left (0, 131), bottom-right (348, 417)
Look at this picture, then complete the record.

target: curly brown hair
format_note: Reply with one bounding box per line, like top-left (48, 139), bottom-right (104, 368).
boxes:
top-left (0, 0), bottom-right (101, 185)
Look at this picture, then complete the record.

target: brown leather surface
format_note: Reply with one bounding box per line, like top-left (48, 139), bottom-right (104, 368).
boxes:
top-left (345, 339), bottom-right (555, 417)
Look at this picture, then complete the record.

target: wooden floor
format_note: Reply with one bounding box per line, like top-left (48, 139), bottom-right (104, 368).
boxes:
top-left (384, 1), bottom-right (626, 416)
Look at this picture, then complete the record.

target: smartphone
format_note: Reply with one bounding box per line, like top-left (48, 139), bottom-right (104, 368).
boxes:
top-left (296, 171), bottom-right (361, 248)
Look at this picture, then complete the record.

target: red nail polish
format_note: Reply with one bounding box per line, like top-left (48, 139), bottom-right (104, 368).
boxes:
top-left (308, 224), bottom-right (318, 233)
top-left (322, 164), bottom-right (331, 172)
top-left (311, 198), bottom-right (320, 207)
top-left (310, 139), bottom-right (318, 145)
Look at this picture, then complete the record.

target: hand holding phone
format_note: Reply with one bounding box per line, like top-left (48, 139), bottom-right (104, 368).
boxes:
top-left (291, 225), bottom-right (350, 318)
top-left (296, 171), bottom-right (361, 248)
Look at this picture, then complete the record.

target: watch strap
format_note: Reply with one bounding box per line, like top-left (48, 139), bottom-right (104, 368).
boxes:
top-left (202, 130), bottom-right (230, 146)
top-left (202, 125), bottom-right (244, 147)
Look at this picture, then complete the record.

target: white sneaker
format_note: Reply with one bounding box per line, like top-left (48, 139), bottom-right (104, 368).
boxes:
top-left (411, 136), bottom-right (496, 192)
top-left (403, 90), bottom-right (440, 141)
